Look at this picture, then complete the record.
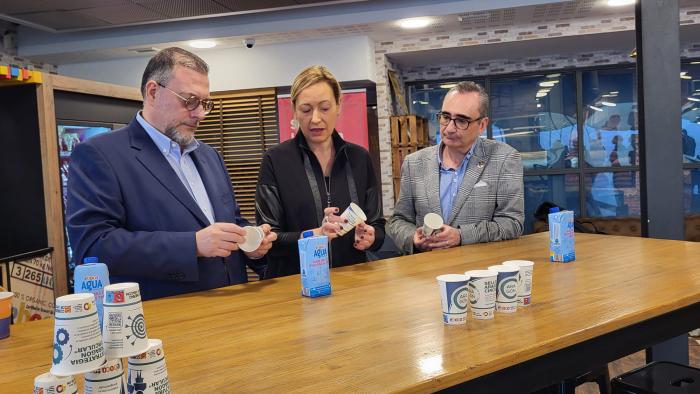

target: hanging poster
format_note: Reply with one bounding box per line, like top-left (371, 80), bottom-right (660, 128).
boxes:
top-left (278, 89), bottom-right (369, 150)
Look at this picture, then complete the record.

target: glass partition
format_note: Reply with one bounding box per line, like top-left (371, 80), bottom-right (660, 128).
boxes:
top-left (490, 73), bottom-right (577, 170)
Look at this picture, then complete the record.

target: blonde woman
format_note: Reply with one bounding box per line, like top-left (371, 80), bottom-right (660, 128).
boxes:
top-left (255, 65), bottom-right (385, 278)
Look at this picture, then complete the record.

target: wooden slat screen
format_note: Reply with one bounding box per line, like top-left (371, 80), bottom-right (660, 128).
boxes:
top-left (197, 88), bottom-right (279, 225)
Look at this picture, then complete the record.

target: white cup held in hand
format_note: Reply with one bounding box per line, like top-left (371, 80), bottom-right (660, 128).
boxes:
top-left (337, 203), bottom-right (367, 236)
top-left (239, 226), bottom-right (264, 252)
top-left (423, 213), bottom-right (444, 237)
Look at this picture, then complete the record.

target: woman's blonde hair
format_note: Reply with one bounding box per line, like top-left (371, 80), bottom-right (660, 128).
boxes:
top-left (290, 65), bottom-right (342, 107)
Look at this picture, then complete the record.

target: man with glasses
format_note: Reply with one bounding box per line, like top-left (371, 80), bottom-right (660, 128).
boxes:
top-left (67, 47), bottom-right (276, 299)
top-left (388, 81), bottom-right (524, 254)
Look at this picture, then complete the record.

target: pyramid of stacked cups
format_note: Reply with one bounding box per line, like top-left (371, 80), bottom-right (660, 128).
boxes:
top-left (33, 262), bottom-right (171, 394)
top-left (437, 259), bottom-right (534, 325)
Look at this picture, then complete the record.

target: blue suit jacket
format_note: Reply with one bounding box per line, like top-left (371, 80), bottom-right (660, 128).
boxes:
top-left (67, 118), bottom-right (260, 300)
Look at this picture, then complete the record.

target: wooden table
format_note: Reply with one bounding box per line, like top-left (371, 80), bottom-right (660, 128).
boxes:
top-left (3, 233), bottom-right (700, 393)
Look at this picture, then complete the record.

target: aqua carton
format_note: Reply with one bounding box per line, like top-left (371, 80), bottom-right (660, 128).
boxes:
top-left (548, 208), bottom-right (575, 262)
top-left (298, 232), bottom-right (332, 297)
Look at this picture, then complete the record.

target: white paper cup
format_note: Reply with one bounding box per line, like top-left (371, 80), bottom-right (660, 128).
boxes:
top-left (487, 265), bottom-right (520, 313)
top-left (85, 358), bottom-right (126, 394)
top-left (102, 283), bottom-right (149, 358)
top-left (128, 338), bottom-right (170, 394)
top-left (34, 372), bottom-right (78, 394)
top-left (50, 293), bottom-right (106, 376)
top-left (464, 269), bottom-right (498, 320)
top-left (423, 213), bottom-right (444, 237)
top-left (436, 274), bottom-right (469, 325)
top-left (239, 226), bottom-right (264, 252)
top-left (337, 202), bottom-right (367, 236)
top-left (503, 260), bottom-right (535, 307)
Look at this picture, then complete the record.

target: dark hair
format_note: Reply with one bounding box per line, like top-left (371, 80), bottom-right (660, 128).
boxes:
top-left (446, 81), bottom-right (489, 118)
top-left (140, 47), bottom-right (209, 97)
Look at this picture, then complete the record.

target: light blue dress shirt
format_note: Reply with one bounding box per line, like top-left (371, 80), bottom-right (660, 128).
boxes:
top-left (136, 112), bottom-right (216, 224)
top-left (438, 140), bottom-right (478, 221)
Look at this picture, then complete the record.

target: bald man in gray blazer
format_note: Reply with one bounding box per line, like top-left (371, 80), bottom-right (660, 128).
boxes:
top-left (388, 82), bottom-right (524, 254)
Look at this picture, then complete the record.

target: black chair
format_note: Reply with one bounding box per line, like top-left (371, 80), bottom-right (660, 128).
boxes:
top-left (611, 361), bottom-right (700, 394)
top-left (562, 365), bottom-right (611, 394)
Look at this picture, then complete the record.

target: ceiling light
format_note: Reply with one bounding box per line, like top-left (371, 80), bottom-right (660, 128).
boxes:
top-left (588, 105), bottom-right (603, 112)
top-left (399, 18), bottom-right (431, 29)
top-left (691, 61), bottom-right (700, 65)
top-left (539, 81), bottom-right (556, 87)
top-left (189, 40), bottom-right (216, 49)
top-left (440, 83), bottom-right (457, 89)
top-left (601, 101), bottom-right (617, 107)
top-left (609, 91), bottom-right (619, 94)
top-left (536, 103), bottom-right (542, 108)
top-left (536, 92), bottom-right (548, 98)
top-left (608, 0), bottom-right (635, 6)
top-left (546, 73), bottom-right (561, 79)
top-left (682, 75), bottom-right (692, 80)
top-left (688, 97), bottom-right (700, 102)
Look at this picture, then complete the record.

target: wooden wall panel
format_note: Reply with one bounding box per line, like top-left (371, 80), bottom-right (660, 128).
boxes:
top-left (199, 88), bottom-right (279, 224)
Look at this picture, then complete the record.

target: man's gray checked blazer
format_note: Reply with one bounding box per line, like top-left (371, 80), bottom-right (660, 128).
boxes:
top-left (387, 139), bottom-right (524, 254)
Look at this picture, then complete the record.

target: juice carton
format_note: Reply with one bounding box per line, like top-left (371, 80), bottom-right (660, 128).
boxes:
top-left (548, 207), bottom-right (575, 262)
top-left (298, 231), bottom-right (332, 297)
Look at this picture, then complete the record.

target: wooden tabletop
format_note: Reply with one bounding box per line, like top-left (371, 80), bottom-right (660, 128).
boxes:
top-left (3, 233), bottom-right (700, 393)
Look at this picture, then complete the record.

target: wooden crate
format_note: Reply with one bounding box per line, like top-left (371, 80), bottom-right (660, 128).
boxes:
top-left (390, 115), bottom-right (430, 201)
top-left (390, 115), bottom-right (428, 147)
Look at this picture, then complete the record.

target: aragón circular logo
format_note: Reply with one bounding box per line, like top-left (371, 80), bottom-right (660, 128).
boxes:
top-left (499, 277), bottom-right (518, 300)
top-left (468, 282), bottom-right (480, 305)
top-left (452, 287), bottom-right (468, 309)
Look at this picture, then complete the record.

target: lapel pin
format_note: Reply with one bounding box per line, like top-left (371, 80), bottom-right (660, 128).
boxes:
top-left (477, 161), bottom-right (485, 168)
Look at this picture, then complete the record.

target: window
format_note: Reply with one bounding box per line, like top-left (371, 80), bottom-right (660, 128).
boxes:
top-left (491, 73), bottom-right (577, 170)
top-left (582, 68), bottom-right (638, 168)
top-left (681, 63), bottom-right (700, 163)
top-left (584, 171), bottom-right (640, 217)
top-left (524, 174), bottom-right (579, 234)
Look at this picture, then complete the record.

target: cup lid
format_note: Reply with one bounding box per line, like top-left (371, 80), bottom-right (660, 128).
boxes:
top-left (348, 202), bottom-right (367, 221)
top-left (503, 260), bottom-right (535, 267)
top-left (34, 372), bottom-right (76, 385)
top-left (104, 282), bottom-right (141, 304)
top-left (0, 291), bottom-right (13, 300)
top-left (436, 274), bottom-right (469, 282)
top-left (464, 269), bottom-right (497, 278)
top-left (487, 265), bottom-right (519, 272)
top-left (56, 293), bottom-right (95, 307)
top-left (424, 212), bottom-right (444, 227)
top-left (239, 226), bottom-right (264, 252)
top-left (129, 338), bottom-right (164, 363)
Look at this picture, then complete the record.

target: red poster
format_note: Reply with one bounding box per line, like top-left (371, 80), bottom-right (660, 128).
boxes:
top-left (277, 90), bottom-right (368, 150)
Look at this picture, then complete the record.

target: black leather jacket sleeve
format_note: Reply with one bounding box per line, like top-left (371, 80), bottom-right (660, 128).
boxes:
top-left (255, 154), bottom-right (303, 254)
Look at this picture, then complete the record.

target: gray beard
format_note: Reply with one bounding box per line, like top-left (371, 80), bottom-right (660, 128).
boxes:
top-left (164, 127), bottom-right (194, 147)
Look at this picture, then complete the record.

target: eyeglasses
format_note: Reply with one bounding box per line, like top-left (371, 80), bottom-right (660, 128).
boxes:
top-left (157, 82), bottom-right (214, 114)
top-left (436, 112), bottom-right (483, 130)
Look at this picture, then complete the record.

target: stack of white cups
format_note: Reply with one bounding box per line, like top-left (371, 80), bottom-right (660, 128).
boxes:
top-left (436, 260), bottom-right (535, 325)
top-left (34, 282), bottom-right (170, 393)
